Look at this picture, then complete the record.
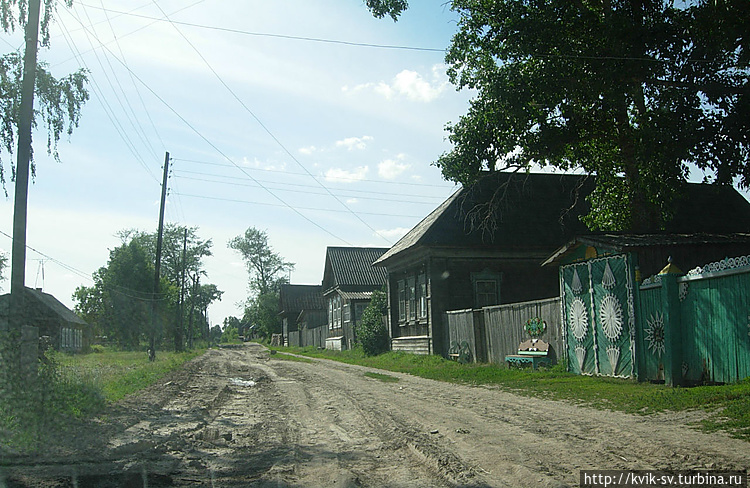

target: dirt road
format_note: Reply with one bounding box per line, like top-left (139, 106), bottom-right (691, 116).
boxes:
top-left (4, 343), bottom-right (749, 487)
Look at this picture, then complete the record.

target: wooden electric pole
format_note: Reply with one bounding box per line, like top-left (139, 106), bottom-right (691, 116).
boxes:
top-left (8, 0), bottom-right (42, 334)
top-left (149, 152), bottom-right (170, 361)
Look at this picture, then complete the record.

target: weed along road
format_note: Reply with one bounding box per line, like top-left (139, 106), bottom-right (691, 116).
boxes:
top-left (7, 343), bottom-right (750, 487)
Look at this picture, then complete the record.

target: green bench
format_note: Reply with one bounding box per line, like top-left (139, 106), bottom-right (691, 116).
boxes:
top-left (505, 338), bottom-right (550, 369)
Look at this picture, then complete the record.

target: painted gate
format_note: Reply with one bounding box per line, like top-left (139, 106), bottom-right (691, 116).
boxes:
top-left (561, 255), bottom-right (637, 377)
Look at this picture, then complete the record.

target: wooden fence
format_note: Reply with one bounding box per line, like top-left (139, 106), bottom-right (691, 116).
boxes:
top-left (445, 297), bottom-right (563, 366)
top-left (638, 257), bottom-right (750, 385)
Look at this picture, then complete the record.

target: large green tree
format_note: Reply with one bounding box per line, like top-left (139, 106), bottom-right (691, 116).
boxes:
top-left (228, 227), bottom-right (294, 338)
top-left (74, 226), bottom-right (220, 350)
top-left (0, 0), bottom-right (88, 191)
top-left (370, 0), bottom-right (749, 232)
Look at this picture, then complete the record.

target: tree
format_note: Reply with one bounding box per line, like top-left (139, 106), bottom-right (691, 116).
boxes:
top-left (228, 227), bottom-right (294, 339)
top-left (371, 1), bottom-right (749, 232)
top-left (355, 289), bottom-right (390, 356)
top-left (74, 227), bottom-right (219, 350)
top-left (0, 0), bottom-right (88, 192)
top-left (228, 227), bottom-right (294, 296)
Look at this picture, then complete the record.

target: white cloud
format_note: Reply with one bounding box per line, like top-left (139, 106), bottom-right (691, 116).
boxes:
top-left (324, 166), bottom-right (369, 183)
top-left (347, 65), bottom-right (450, 103)
top-left (377, 227), bottom-right (411, 241)
top-left (335, 136), bottom-right (374, 151)
top-left (346, 198), bottom-right (359, 204)
top-left (378, 154), bottom-right (410, 179)
top-left (298, 146), bottom-right (317, 155)
top-left (241, 157), bottom-right (287, 172)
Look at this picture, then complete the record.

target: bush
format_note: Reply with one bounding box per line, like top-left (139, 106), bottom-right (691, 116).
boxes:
top-left (356, 289), bottom-right (390, 356)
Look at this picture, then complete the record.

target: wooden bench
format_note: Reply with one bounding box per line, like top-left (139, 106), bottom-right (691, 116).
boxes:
top-left (505, 338), bottom-right (550, 369)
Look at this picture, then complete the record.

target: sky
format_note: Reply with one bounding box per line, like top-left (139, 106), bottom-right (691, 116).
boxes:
top-left (0, 1), bottom-right (475, 324)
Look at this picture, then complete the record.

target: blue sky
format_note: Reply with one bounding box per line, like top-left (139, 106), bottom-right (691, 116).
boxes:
top-left (0, 1), bottom-right (474, 323)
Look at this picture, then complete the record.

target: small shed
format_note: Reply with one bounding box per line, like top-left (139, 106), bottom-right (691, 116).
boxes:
top-left (0, 287), bottom-right (90, 353)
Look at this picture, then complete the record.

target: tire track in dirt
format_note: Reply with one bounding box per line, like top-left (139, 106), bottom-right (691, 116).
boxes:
top-left (3, 344), bottom-right (748, 487)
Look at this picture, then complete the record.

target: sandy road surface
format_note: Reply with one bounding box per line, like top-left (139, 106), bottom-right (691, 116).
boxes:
top-left (3, 343), bottom-right (748, 487)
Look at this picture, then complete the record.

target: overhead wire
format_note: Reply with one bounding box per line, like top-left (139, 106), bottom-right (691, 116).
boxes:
top-left (152, 1), bottom-right (399, 245)
top-left (63, 10), bottom-right (356, 247)
top-left (172, 171), bottom-right (446, 204)
top-left (75, 4), bottom-right (446, 53)
top-left (56, 12), bottom-right (160, 184)
top-left (172, 157), bottom-right (458, 189)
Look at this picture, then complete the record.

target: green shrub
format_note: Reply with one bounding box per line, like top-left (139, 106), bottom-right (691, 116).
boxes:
top-left (355, 289), bottom-right (390, 356)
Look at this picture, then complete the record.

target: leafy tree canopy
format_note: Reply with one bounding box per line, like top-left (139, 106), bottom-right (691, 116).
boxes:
top-left (372, 0), bottom-right (749, 232)
top-left (0, 0), bottom-right (88, 192)
top-left (228, 227), bottom-right (294, 296)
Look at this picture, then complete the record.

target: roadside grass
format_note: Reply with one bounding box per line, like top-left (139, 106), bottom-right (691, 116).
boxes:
top-left (1, 347), bottom-right (204, 453)
top-left (364, 372), bottom-right (400, 383)
top-left (271, 345), bottom-right (750, 440)
top-left (54, 347), bottom-right (205, 404)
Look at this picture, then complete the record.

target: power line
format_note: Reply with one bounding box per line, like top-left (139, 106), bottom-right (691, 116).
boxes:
top-left (172, 157), bottom-right (457, 189)
top-left (75, 4), bottom-right (446, 53)
top-left (63, 11), bottom-right (356, 246)
top-left (172, 169), bottom-right (445, 202)
top-left (174, 192), bottom-right (425, 219)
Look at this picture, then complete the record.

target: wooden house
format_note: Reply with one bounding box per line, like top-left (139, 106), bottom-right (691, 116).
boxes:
top-left (373, 172), bottom-right (594, 355)
top-left (278, 284), bottom-right (326, 347)
top-left (321, 247), bottom-right (388, 350)
top-left (0, 287), bottom-right (90, 353)
top-left (374, 171), bottom-right (750, 357)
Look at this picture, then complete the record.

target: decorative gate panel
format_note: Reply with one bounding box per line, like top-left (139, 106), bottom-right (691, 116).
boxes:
top-left (562, 255), bottom-right (636, 377)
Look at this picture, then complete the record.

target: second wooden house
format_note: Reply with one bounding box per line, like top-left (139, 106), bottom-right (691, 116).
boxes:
top-left (322, 246), bottom-right (389, 350)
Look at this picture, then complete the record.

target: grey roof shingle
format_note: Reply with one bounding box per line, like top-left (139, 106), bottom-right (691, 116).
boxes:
top-left (323, 247), bottom-right (388, 294)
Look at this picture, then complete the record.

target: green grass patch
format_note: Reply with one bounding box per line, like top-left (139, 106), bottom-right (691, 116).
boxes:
top-left (270, 345), bottom-right (750, 440)
top-left (364, 372), bottom-right (400, 383)
top-left (54, 347), bottom-right (205, 404)
top-left (271, 352), bottom-right (314, 363)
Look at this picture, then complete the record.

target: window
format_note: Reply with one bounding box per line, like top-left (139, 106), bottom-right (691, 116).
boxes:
top-left (343, 303), bottom-right (351, 323)
top-left (397, 280), bottom-right (406, 323)
top-left (418, 272), bottom-right (427, 319)
top-left (472, 269), bottom-right (502, 308)
top-left (408, 276), bottom-right (416, 320)
top-left (328, 298), bottom-right (334, 330)
top-left (475, 280), bottom-right (498, 308)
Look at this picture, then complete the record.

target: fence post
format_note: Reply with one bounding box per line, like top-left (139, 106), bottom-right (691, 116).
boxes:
top-left (660, 271), bottom-right (683, 387)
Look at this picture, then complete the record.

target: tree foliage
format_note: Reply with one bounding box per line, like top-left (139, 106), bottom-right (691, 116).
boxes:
top-left (228, 227), bottom-right (294, 339)
top-left (363, 0), bottom-right (408, 21)
top-left (73, 226), bottom-right (221, 350)
top-left (372, 0), bottom-right (749, 232)
top-left (228, 227), bottom-right (294, 296)
top-left (0, 0), bottom-right (88, 192)
top-left (355, 289), bottom-right (390, 356)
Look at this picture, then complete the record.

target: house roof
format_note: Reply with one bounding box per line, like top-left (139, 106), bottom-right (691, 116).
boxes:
top-left (322, 247), bottom-right (388, 294)
top-left (375, 171), bottom-right (750, 267)
top-left (542, 233), bottom-right (750, 266)
top-left (278, 284), bottom-right (324, 317)
top-left (375, 172), bottom-right (594, 266)
top-left (0, 287), bottom-right (87, 326)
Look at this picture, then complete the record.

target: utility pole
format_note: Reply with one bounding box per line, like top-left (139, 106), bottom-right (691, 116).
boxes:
top-left (150, 151), bottom-right (170, 361)
top-left (8, 0), bottom-right (42, 335)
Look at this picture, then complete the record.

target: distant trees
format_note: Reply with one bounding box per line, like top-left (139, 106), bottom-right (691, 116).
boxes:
top-left (228, 227), bottom-right (294, 339)
top-left (73, 225), bottom-right (221, 350)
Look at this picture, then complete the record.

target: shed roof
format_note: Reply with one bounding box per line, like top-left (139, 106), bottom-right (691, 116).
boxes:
top-left (0, 287), bottom-right (87, 326)
top-left (542, 233), bottom-right (750, 266)
top-left (322, 247), bottom-right (388, 294)
top-left (278, 284), bottom-right (324, 317)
